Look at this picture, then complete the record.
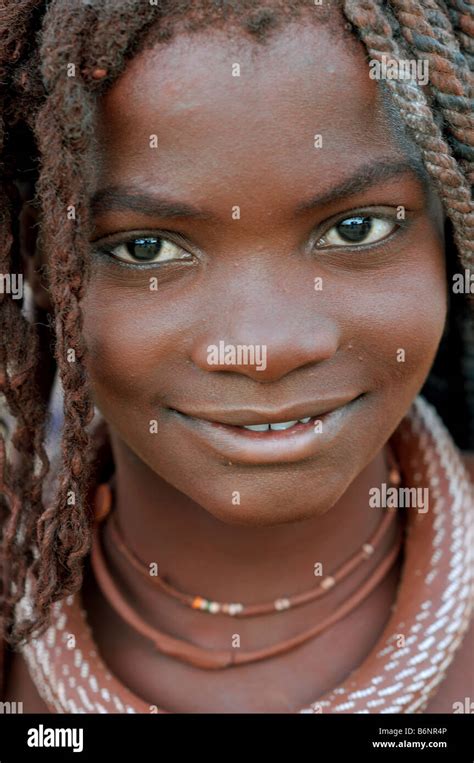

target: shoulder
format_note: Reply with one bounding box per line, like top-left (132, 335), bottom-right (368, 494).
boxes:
top-left (461, 451), bottom-right (474, 481)
top-left (1, 644), bottom-right (51, 713)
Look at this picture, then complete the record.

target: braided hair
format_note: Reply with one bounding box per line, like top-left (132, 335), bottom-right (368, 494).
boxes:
top-left (0, 0), bottom-right (472, 647)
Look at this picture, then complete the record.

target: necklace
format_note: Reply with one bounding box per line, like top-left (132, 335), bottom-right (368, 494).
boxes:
top-left (90, 508), bottom-right (403, 668)
top-left (17, 396), bottom-right (474, 713)
top-left (98, 456), bottom-right (400, 618)
top-left (86, 443), bottom-right (402, 668)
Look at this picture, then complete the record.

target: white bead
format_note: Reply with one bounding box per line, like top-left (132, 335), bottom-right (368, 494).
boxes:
top-left (321, 576), bottom-right (335, 590)
top-left (274, 598), bottom-right (290, 610)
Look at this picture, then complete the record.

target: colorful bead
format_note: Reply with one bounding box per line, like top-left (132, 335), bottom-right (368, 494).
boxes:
top-left (390, 468), bottom-right (401, 486)
top-left (91, 68), bottom-right (108, 80)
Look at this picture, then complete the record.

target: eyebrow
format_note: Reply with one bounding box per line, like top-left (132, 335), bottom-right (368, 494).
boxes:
top-left (295, 158), bottom-right (430, 213)
top-left (91, 187), bottom-right (213, 221)
top-left (90, 158), bottom-right (430, 221)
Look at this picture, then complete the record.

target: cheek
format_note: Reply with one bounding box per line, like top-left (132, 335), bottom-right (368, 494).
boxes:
top-left (81, 283), bottom-right (178, 411)
top-left (352, 242), bottom-right (447, 396)
top-left (81, 231), bottom-right (447, 418)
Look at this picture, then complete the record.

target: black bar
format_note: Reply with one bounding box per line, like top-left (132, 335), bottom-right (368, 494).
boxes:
top-left (0, 712), bottom-right (472, 760)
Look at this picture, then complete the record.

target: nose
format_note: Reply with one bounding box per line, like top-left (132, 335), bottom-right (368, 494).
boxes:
top-left (190, 273), bottom-right (341, 383)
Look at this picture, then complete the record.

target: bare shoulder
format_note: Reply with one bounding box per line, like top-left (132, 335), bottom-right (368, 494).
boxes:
top-left (2, 648), bottom-right (50, 713)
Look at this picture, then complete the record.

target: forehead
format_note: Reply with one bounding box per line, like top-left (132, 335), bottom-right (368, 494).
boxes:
top-left (93, 20), bottom-right (408, 206)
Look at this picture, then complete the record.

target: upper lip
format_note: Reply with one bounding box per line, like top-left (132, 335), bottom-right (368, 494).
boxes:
top-left (170, 394), bottom-right (362, 427)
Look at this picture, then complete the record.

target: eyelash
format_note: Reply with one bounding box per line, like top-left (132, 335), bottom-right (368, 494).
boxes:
top-left (91, 232), bottom-right (193, 271)
top-left (91, 209), bottom-right (409, 269)
top-left (314, 208), bottom-right (408, 252)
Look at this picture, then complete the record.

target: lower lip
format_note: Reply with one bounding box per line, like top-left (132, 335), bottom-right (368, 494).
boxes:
top-left (168, 398), bottom-right (363, 465)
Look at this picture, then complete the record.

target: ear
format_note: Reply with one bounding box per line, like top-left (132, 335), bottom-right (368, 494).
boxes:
top-left (19, 201), bottom-right (53, 312)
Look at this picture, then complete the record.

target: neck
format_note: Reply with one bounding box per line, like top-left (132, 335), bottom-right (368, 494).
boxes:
top-left (101, 434), bottom-right (394, 605)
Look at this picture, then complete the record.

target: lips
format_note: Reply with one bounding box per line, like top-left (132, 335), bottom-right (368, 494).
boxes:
top-left (167, 395), bottom-right (364, 464)
top-left (169, 395), bottom-right (362, 428)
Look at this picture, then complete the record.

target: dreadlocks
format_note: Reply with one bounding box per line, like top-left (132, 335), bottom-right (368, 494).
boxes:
top-left (0, 0), bottom-right (473, 647)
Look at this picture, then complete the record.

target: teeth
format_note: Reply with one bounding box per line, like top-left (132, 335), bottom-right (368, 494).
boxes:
top-left (270, 420), bottom-right (298, 431)
top-left (242, 417), bottom-right (311, 432)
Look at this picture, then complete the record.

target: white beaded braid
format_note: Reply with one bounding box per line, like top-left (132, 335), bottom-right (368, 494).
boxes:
top-left (16, 396), bottom-right (474, 714)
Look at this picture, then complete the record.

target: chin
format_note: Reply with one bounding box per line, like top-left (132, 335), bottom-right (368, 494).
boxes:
top-left (182, 483), bottom-right (340, 528)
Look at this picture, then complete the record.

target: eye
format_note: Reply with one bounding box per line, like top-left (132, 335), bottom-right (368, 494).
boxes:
top-left (316, 215), bottom-right (398, 249)
top-left (99, 236), bottom-right (193, 265)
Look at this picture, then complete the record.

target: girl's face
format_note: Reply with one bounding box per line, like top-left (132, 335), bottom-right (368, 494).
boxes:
top-left (82, 20), bottom-right (447, 526)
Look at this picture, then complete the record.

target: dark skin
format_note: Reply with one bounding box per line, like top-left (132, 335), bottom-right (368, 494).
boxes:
top-left (7, 19), bottom-right (473, 712)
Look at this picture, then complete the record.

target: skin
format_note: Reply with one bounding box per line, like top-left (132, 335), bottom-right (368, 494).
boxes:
top-left (8, 16), bottom-right (473, 713)
top-left (85, 20), bottom-right (446, 530)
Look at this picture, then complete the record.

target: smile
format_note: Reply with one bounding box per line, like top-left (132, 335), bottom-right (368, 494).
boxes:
top-left (168, 395), bottom-right (364, 464)
top-left (240, 417), bottom-right (312, 432)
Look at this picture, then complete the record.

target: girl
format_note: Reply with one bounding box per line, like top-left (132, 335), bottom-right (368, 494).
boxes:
top-left (0, 0), bottom-right (473, 714)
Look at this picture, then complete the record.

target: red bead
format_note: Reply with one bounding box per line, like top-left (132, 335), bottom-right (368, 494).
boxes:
top-left (91, 68), bottom-right (108, 80)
